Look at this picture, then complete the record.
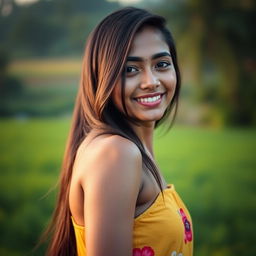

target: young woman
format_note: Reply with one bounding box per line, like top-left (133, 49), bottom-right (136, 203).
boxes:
top-left (46, 7), bottom-right (193, 256)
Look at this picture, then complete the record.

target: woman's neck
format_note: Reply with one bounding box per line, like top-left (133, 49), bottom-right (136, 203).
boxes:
top-left (131, 121), bottom-right (155, 158)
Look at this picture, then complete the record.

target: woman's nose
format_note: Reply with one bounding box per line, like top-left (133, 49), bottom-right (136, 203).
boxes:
top-left (140, 68), bottom-right (160, 90)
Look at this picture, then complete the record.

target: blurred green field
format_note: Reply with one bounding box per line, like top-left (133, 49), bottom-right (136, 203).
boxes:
top-left (9, 58), bottom-right (82, 79)
top-left (0, 118), bottom-right (255, 255)
top-left (2, 58), bottom-right (82, 117)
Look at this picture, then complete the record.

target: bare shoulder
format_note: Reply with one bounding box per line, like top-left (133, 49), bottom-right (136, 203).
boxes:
top-left (75, 134), bottom-right (142, 189)
top-left (76, 134), bottom-right (143, 254)
top-left (93, 134), bottom-right (142, 161)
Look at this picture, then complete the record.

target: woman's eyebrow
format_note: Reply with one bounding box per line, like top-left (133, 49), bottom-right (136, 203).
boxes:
top-left (152, 52), bottom-right (171, 60)
top-left (127, 51), bottom-right (171, 62)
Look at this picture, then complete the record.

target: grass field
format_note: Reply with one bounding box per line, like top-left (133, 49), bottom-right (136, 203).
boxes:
top-left (0, 118), bottom-right (256, 255)
top-left (9, 58), bottom-right (82, 79)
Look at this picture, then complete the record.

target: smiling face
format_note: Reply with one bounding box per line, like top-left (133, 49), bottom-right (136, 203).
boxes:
top-left (112, 26), bottom-right (177, 126)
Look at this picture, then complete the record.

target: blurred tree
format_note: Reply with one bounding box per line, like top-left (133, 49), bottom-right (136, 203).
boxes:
top-left (157, 0), bottom-right (256, 126)
top-left (0, 0), bottom-right (120, 57)
top-left (9, 12), bottom-right (62, 56)
top-left (0, 49), bottom-right (24, 116)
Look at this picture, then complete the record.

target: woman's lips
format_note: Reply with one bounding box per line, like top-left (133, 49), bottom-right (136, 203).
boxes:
top-left (134, 93), bottom-right (165, 107)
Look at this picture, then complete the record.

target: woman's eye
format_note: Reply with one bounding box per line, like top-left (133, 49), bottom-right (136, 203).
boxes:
top-left (156, 61), bottom-right (171, 69)
top-left (126, 66), bottom-right (138, 74)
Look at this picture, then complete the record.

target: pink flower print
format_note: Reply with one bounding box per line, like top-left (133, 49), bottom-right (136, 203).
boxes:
top-left (179, 208), bottom-right (193, 243)
top-left (132, 246), bottom-right (155, 256)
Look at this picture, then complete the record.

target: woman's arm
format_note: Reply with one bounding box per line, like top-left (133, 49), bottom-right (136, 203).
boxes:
top-left (79, 135), bottom-right (142, 256)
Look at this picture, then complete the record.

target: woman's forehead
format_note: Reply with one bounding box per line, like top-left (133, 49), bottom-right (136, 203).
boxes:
top-left (128, 26), bottom-right (169, 59)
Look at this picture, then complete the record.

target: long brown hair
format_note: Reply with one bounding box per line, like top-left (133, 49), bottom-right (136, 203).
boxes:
top-left (44, 7), bottom-right (181, 256)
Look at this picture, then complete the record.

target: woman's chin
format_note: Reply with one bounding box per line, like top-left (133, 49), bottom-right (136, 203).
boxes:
top-left (135, 113), bottom-right (165, 123)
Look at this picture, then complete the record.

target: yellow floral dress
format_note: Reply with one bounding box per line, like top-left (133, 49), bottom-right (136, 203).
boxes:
top-left (71, 184), bottom-right (193, 256)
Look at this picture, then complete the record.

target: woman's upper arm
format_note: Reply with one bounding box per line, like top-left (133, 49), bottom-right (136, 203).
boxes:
top-left (80, 136), bottom-right (142, 256)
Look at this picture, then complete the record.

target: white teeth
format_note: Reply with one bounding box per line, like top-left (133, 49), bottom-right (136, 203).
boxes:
top-left (137, 95), bottom-right (161, 103)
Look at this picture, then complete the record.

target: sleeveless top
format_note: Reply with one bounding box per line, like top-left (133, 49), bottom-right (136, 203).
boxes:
top-left (71, 184), bottom-right (193, 256)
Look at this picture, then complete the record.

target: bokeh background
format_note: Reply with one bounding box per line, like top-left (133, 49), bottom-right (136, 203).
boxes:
top-left (0, 0), bottom-right (255, 255)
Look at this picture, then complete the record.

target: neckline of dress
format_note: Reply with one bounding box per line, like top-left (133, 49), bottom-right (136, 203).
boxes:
top-left (71, 184), bottom-right (175, 228)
